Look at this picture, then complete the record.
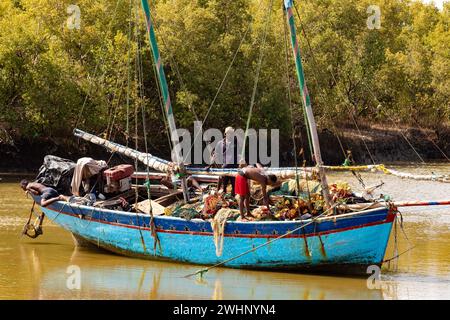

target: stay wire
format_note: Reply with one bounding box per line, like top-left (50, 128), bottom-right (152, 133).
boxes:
top-left (293, 3), bottom-right (377, 165)
top-left (149, 10), bottom-right (200, 122)
top-left (283, 6), bottom-right (307, 206)
top-left (144, 8), bottom-right (174, 152)
top-left (136, 0), bottom-right (161, 251)
top-left (292, 7), bottom-right (370, 189)
top-left (182, 0), bottom-right (265, 164)
top-left (125, 0), bottom-right (133, 145)
top-left (280, 15), bottom-right (314, 203)
top-left (297, 1), bottom-right (437, 165)
top-left (241, 0), bottom-right (274, 162)
top-left (133, 4), bottom-right (148, 253)
top-left (75, 0), bottom-right (124, 129)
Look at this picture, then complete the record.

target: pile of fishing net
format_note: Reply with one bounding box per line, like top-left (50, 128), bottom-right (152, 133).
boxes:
top-left (163, 192), bottom-right (239, 221)
top-left (162, 179), bottom-right (360, 222)
top-left (235, 206), bottom-right (273, 221)
top-left (329, 181), bottom-right (353, 203)
top-left (269, 179), bottom-right (322, 198)
top-left (164, 201), bottom-right (203, 220)
top-left (271, 196), bottom-right (328, 220)
top-left (268, 179), bottom-right (356, 220)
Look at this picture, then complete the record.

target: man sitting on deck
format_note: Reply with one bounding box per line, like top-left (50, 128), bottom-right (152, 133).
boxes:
top-left (235, 163), bottom-right (278, 218)
top-left (20, 180), bottom-right (63, 207)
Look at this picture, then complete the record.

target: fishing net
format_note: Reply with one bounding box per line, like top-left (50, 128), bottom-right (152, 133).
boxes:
top-left (211, 208), bottom-right (240, 257)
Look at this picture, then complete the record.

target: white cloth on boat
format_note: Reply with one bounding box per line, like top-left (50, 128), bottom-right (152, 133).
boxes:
top-left (71, 157), bottom-right (107, 196)
top-left (210, 208), bottom-right (240, 257)
top-left (214, 136), bottom-right (243, 166)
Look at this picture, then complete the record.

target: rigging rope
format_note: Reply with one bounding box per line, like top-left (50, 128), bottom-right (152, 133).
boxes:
top-left (297, 1), bottom-right (444, 165)
top-left (241, 0), bottom-right (274, 162)
top-left (75, 0), bottom-right (124, 129)
top-left (125, 0), bottom-right (133, 145)
top-left (182, 0), bottom-right (266, 164)
top-left (293, 3), bottom-right (378, 165)
top-left (412, 120), bottom-right (449, 161)
top-left (282, 7), bottom-right (313, 209)
top-left (133, 0), bottom-right (148, 252)
top-left (149, 9), bottom-right (200, 122)
top-left (135, 0), bottom-right (161, 251)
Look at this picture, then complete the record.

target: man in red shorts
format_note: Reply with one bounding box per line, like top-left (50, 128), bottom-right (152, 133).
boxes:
top-left (235, 163), bottom-right (278, 218)
top-left (235, 171), bottom-right (251, 219)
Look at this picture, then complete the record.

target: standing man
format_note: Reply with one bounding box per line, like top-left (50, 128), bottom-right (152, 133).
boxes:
top-left (236, 163), bottom-right (278, 216)
top-left (213, 126), bottom-right (241, 196)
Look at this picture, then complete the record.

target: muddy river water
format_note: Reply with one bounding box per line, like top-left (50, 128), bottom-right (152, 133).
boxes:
top-left (0, 164), bottom-right (448, 299)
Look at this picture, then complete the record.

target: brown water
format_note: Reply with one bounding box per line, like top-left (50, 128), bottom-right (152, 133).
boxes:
top-left (0, 164), bottom-right (449, 300)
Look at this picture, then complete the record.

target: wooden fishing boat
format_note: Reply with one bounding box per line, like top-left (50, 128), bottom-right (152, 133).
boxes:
top-left (33, 193), bottom-right (395, 276)
top-left (24, 0), bottom-right (448, 277)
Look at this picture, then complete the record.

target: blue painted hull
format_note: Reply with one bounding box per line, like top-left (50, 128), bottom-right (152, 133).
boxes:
top-left (37, 198), bottom-right (395, 275)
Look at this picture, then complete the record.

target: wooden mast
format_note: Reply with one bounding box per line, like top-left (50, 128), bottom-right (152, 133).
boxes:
top-left (140, 0), bottom-right (189, 202)
top-left (284, 0), bottom-right (332, 207)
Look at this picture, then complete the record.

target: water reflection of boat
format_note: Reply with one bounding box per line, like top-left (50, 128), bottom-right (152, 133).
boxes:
top-left (36, 246), bottom-right (383, 300)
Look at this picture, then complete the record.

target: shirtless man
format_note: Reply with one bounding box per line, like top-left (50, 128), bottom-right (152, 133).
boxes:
top-left (235, 163), bottom-right (278, 218)
top-left (20, 180), bottom-right (63, 207)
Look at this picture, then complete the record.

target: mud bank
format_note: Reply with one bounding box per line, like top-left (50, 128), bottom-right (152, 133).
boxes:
top-left (318, 125), bottom-right (449, 165)
top-left (1, 125), bottom-right (448, 173)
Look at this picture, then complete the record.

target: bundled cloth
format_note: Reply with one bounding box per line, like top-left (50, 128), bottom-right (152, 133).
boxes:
top-left (71, 157), bottom-right (107, 196)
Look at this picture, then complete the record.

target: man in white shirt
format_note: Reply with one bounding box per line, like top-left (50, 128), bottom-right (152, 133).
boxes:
top-left (213, 126), bottom-right (242, 196)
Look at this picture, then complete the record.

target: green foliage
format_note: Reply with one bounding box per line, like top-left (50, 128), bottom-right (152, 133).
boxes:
top-left (0, 0), bottom-right (448, 152)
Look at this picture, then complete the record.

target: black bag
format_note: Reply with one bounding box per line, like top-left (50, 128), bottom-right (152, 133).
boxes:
top-left (35, 155), bottom-right (76, 194)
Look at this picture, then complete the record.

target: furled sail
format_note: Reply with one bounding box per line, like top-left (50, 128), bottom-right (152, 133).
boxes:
top-left (74, 128), bottom-right (316, 179)
top-left (74, 129), bottom-right (173, 173)
top-left (74, 129), bottom-right (448, 183)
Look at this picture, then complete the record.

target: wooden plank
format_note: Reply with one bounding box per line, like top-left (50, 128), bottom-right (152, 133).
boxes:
top-left (133, 199), bottom-right (166, 215)
top-left (155, 191), bottom-right (184, 206)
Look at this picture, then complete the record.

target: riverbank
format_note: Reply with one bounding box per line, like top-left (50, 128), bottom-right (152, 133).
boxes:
top-left (0, 124), bottom-right (448, 173)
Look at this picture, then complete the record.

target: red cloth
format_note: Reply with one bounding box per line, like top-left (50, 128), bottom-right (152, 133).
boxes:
top-left (235, 174), bottom-right (249, 196)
